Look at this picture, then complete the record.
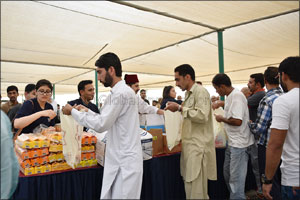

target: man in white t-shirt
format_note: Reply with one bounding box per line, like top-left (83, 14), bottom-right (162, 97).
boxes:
top-left (212, 73), bottom-right (254, 199)
top-left (262, 56), bottom-right (300, 200)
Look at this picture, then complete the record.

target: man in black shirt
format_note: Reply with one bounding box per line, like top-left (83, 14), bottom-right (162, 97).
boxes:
top-left (68, 80), bottom-right (99, 131)
top-left (247, 73), bottom-right (266, 197)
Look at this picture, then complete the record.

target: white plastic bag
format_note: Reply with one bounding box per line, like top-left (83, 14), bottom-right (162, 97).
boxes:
top-left (212, 108), bottom-right (228, 148)
top-left (164, 110), bottom-right (182, 150)
top-left (60, 112), bottom-right (83, 169)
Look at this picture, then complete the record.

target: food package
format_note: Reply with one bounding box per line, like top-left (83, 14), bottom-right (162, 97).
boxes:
top-left (81, 153), bottom-right (88, 161)
top-left (44, 164), bottom-right (51, 173)
top-left (31, 157), bottom-right (40, 166)
top-left (20, 167), bottom-right (35, 176)
top-left (17, 154), bottom-right (32, 168)
top-left (31, 149), bottom-right (39, 158)
top-left (39, 138), bottom-right (50, 148)
top-left (60, 162), bottom-right (71, 170)
top-left (82, 132), bottom-right (97, 145)
top-left (48, 153), bottom-right (56, 163)
top-left (35, 165), bottom-right (44, 174)
top-left (39, 148), bottom-right (49, 157)
top-left (16, 133), bottom-right (50, 149)
top-left (16, 134), bottom-right (33, 149)
top-left (39, 156), bottom-right (49, 165)
top-left (41, 126), bottom-right (56, 135)
top-left (89, 152), bottom-right (96, 160)
top-left (82, 145), bottom-right (95, 153)
top-left (56, 153), bottom-right (64, 162)
top-left (44, 132), bottom-right (63, 144)
top-left (76, 160), bottom-right (87, 168)
top-left (15, 145), bottom-right (30, 160)
top-left (49, 143), bottom-right (63, 152)
top-left (51, 162), bottom-right (63, 171)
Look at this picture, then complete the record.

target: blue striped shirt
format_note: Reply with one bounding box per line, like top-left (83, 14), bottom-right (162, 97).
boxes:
top-left (249, 87), bottom-right (283, 147)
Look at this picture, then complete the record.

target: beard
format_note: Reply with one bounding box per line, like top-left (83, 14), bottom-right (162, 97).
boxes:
top-left (280, 75), bottom-right (288, 93)
top-left (102, 72), bottom-right (113, 87)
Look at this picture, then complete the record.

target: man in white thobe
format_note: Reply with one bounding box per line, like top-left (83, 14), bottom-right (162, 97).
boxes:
top-left (63, 52), bottom-right (143, 199)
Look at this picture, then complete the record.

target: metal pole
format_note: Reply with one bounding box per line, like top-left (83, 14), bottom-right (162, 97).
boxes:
top-left (217, 30), bottom-right (225, 101)
top-left (95, 70), bottom-right (98, 107)
top-left (52, 84), bottom-right (55, 99)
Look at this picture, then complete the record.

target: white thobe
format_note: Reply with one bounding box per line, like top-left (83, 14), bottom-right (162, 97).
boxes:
top-left (137, 96), bottom-right (158, 114)
top-left (71, 80), bottom-right (143, 199)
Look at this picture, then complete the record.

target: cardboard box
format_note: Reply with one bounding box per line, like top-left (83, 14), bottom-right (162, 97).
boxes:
top-left (163, 135), bottom-right (181, 154)
top-left (148, 129), bottom-right (164, 156)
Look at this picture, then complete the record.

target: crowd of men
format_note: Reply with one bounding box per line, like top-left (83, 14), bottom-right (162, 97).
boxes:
top-left (1, 54), bottom-right (299, 200)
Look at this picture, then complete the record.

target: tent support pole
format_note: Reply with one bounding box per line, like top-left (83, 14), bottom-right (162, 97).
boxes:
top-left (217, 30), bottom-right (225, 101)
top-left (52, 84), bottom-right (55, 100)
top-left (95, 70), bottom-right (99, 107)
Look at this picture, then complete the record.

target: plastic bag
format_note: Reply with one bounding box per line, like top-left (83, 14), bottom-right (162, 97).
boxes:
top-left (60, 112), bottom-right (83, 169)
top-left (212, 108), bottom-right (228, 148)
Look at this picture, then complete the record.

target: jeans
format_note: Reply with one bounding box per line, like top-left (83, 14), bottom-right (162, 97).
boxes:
top-left (258, 144), bottom-right (282, 199)
top-left (224, 146), bottom-right (249, 199)
top-left (281, 186), bottom-right (300, 200)
top-left (247, 142), bottom-right (262, 193)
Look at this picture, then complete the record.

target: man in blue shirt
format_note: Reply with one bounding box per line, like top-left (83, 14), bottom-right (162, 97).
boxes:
top-left (68, 80), bottom-right (99, 131)
top-left (68, 80), bottom-right (99, 114)
top-left (249, 67), bottom-right (283, 199)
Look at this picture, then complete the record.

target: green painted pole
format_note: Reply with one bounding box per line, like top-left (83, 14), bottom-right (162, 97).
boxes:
top-left (95, 70), bottom-right (98, 107)
top-left (217, 30), bottom-right (225, 101)
top-left (52, 84), bottom-right (55, 99)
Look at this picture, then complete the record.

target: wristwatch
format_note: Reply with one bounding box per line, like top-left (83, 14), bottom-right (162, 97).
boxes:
top-left (261, 174), bottom-right (273, 184)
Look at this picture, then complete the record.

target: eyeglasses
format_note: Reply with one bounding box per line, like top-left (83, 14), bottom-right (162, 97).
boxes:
top-left (37, 90), bottom-right (52, 95)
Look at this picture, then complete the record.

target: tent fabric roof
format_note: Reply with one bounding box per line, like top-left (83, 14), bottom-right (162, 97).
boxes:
top-left (1, 1), bottom-right (299, 96)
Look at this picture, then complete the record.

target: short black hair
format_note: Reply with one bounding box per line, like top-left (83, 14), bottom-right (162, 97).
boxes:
top-left (36, 79), bottom-right (53, 91)
top-left (25, 84), bottom-right (36, 93)
top-left (174, 64), bottom-right (195, 81)
top-left (7, 85), bottom-right (18, 93)
top-left (212, 73), bottom-right (232, 87)
top-left (162, 86), bottom-right (173, 99)
top-left (264, 67), bottom-right (279, 85)
top-left (95, 52), bottom-right (122, 77)
top-left (78, 80), bottom-right (93, 96)
top-left (250, 73), bottom-right (265, 88)
top-left (196, 81), bottom-right (202, 85)
top-left (140, 89), bottom-right (146, 93)
top-left (279, 56), bottom-right (300, 83)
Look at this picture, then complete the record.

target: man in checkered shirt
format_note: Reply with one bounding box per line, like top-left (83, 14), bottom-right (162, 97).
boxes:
top-left (249, 66), bottom-right (283, 199)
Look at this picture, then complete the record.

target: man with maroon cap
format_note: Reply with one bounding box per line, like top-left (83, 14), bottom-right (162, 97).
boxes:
top-left (124, 74), bottom-right (164, 115)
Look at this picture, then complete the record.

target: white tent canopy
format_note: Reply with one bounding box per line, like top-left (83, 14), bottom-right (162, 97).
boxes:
top-left (1, 1), bottom-right (299, 96)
